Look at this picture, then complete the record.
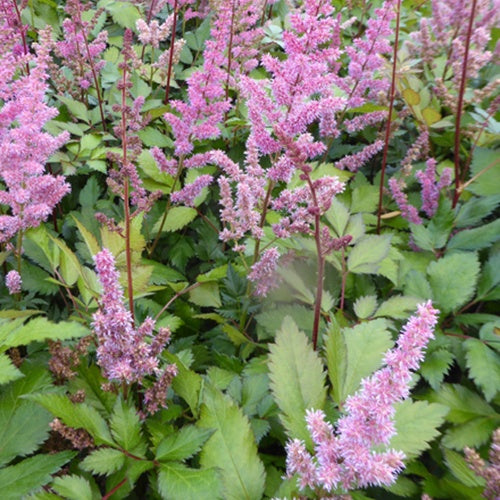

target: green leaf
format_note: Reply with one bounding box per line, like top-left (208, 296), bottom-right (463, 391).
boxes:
top-left (104, 1), bottom-right (141, 28)
top-left (403, 270), bottom-right (432, 300)
top-left (27, 393), bottom-right (114, 446)
top-left (464, 339), bottom-right (500, 401)
top-left (353, 295), bottom-right (377, 319)
top-left (347, 234), bottom-right (392, 274)
top-left (389, 400), bottom-right (448, 458)
top-left (189, 282), bottom-right (221, 308)
top-left (455, 195), bottom-right (500, 228)
top-left (324, 320), bottom-right (347, 406)
top-left (165, 352), bottom-right (203, 418)
top-left (268, 317), bottom-right (327, 442)
top-left (0, 365), bottom-right (53, 466)
top-left (0, 353), bottom-right (23, 385)
top-left (198, 385), bottom-right (265, 500)
top-left (57, 96), bottom-right (89, 122)
top-left (467, 147), bottom-right (500, 196)
top-left (51, 475), bottom-right (94, 500)
top-left (443, 448), bottom-right (485, 488)
top-left (80, 448), bottom-right (125, 476)
top-left (325, 198), bottom-right (350, 236)
top-left (110, 398), bottom-right (143, 453)
top-left (427, 252), bottom-right (480, 313)
top-left (374, 296), bottom-right (421, 319)
top-left (420, 349), bottom-right (454, 390)
top-left (1, 317), bottom-right (89, 349)
top-left (340, 319), bottom-right (393, 402)
top-left (154, 207), bottom-right (197, 233)
top-left (477, 252), bottom-right (500, 301)
top-left (156, 426), bottom-right (214, 462)
top-left (157, 463), bottom-right (222, 500)
top-left (447, 219), bottom-right (500, 251)
top-left (73, 216), bottom-right (100, 257)
top-left (50, 236), bottom-right (82, 286)
top-left (0, 452), bottom-right (75, 499)
top-left (427, 384), bottom-right (496, 423)
top-left (442, 417), bottom-right (500, 450)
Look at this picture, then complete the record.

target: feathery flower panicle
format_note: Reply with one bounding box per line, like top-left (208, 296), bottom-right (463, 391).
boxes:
top-left (388, 177), bottom-right (422, 225)
top-left (5, 270), bottom-right (21, 295)
top-left (54, 0), bottom-right (108, 96)
top-left (248, 247), bottom-right (281, 296)
top-left (416, 158), bottom-right (452, 218)
top-left (464, 428), bottom-right (500, 500)
top-left (92, 249), bottom-right (176, 413)
top-left (286, 301), bottom-right (439, 493)
top-left (0, 24), bottom-right (70, 243)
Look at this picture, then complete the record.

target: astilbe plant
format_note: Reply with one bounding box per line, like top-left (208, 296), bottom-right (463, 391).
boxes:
top-left (0, 16), bottom-right (70, 244)
top-left (93, 248), bottom-right (177, 414)
top-left (286, 301), bottom-right (439, 494)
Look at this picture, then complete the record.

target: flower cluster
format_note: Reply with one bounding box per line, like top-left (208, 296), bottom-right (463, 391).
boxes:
top-left (390, 158), bottom-right (453, 224)
top-left (286, 301), bottom-right (439, 492)
top-left (465, 428), bottom-right (500, 500)
top-left (92, 249), bottom-right (176, 413)
top-left (0, 22), bottom-right (70, 244)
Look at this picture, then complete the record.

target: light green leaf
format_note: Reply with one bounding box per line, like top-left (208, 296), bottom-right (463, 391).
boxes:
top-left (157, 463), bottom-right (222, 500)
top-left (110, 398), bottom-right (143, 452)
top-left (325, 198), bottom-right (350, 236)
top-left (51, 475), bottom-right (94, 500)
top-left (374, 296), bottom-right (421, 319)
top-left (455, 195), bottom-right (500, 228)
top-left (0, 452), bottom-right (75, 499)
top-left (427, 252), bottom-right (480, 313)
top-left (348, 234), bottom-right (392, 274)
top-left (198, 385), bottom-right (265, 500)
top-left (27, 393), bottom-right (114, 446)
top-left (389, 400), bottom-right (448, 458)
top-left (1, 317), bottom-right (89, 350)
top-left (268, 317), bottom-right (327, 442)
top-left (340, 319), bottom-right (393, 402)
top-left (156, 426), bottom-right (214, 462)
top-left (403, 270), bottom-right (433, 300)
top-left (72, 216), bottom-right (100, 257)
top-left (477, 252), bottom-right (500, 301)
top-left (80, 448), bottom-right (125, 476)
top-left (467, 147), bottom-right (500, 196)
top-left (353, 295), bottom-right (378, 319)
top-left (464, 339), bottom-right (500, 401)
top-left (0, 353), bottom-right (23, 385)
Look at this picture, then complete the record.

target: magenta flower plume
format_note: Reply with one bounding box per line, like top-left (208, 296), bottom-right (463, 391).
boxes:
top-left (416, 158), bottom-right (452, 218)
top-left (92, 249), bottom-right (176, 412)
top-left (286, 301), bottom-right (439, 493)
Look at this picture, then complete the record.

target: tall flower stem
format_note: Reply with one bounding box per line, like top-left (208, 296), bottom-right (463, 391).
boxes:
top-left (120, 66), bottom-right (135, 321)
top-left (224, 0), bottom-right (236, 121)
top-left (163, 0), bottom-right (178, 105)
top-left (11, 0), bottom-right (30, 75)
top-left (305, 175), bottom-right (324, 351)
top-left (452, 0), bottom-right (478, 208)
top-left (376, 0), bottom-right (401, 234)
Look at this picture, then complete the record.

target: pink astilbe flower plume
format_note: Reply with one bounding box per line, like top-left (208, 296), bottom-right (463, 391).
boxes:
top-left (92, 249), bottom-right (177, 414)
top-left (0, 23), bottom-right (70, 244)
top-left (286, 301), bottom-right (439, 493)
top-left (5, 270), bottom-right (22, 295)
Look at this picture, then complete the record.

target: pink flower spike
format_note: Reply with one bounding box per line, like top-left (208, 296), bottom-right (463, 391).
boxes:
top-left (5, 270), bottom-right (21, 295)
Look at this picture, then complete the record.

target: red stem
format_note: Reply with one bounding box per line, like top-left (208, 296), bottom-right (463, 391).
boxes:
top-left (376, 0), bottom-right (401, 234)
top-left (12, 0), bottom-right (30, 75)
top-left (121, 66), bottom-right (135, 321)
top-left (102, 478), bottom-right (127, 500)
top-left (452, 0), bottom-right (478, 208)
top-left (164, 0), bottom-right (178, 105)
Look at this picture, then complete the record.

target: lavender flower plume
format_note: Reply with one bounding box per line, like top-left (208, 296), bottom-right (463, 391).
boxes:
top-left (92, 249), bottom-right (176, 413)
top-left (5, 270), bottom-right (21, 295)
top-left (286, 301), bottom-right (439, 492)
